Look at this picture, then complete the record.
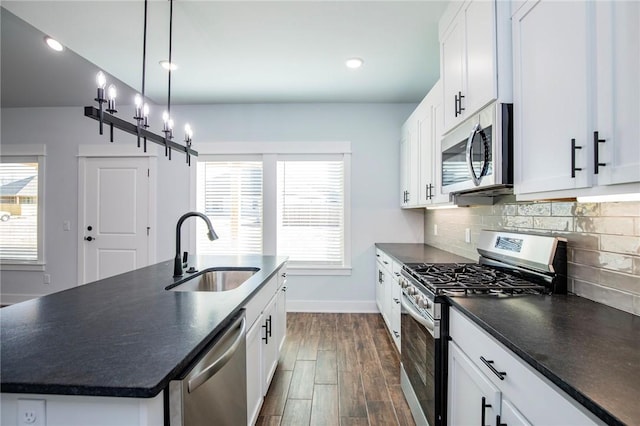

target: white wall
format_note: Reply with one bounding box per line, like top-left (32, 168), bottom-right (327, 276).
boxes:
top-left (1, 103), bottom-right (424, 310)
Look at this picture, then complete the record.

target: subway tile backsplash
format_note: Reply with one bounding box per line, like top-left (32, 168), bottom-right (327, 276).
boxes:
top-left (424, 201), bottom-right (640, 315)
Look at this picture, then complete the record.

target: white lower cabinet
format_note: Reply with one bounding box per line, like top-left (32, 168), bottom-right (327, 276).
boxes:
top-left (375, 248), bottom-right (401, 353)
top-left (261, 294), bottom-right (278, 395)
top-left (246, 312), bottom-right (264, 425)
top-left (448, 341), bottom-right (501, 426)
top-left (448, 307), bottom-right (600, 426)
top-left (390, 277), bottom-right (401, 352)
top-left (245, 264), bottom-right (288, 426)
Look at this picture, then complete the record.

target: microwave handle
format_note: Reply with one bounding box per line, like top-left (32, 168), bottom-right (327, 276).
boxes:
top-left (465, 123), bottom-right (490, 186)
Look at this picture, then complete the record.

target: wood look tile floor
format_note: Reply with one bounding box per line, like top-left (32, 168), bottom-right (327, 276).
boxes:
top-left (256, 313), bottom-right (416, 426)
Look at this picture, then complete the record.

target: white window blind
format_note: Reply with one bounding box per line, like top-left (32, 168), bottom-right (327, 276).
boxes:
top-left (196, 161), bottom-right (263, 255)
top-left (0, 162), bottom-right (39, 261)
top-left (277, 160), bottom-right (344, 266)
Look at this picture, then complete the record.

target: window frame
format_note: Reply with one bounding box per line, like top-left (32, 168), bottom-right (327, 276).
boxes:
top-left (0, 144), bottom-right (46, 271)
top-left (192, 142), bottom-right (351, 276)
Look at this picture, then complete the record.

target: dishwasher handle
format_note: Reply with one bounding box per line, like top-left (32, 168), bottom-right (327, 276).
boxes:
top-left (187, 315), bottom-right (246, 393)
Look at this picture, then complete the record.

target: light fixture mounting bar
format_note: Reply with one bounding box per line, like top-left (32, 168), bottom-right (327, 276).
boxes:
top-left (84, 106), bottom-right (198, 157)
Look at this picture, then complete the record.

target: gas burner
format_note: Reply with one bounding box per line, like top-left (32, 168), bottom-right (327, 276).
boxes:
top-left (402, 262), bottom-right (547, 295)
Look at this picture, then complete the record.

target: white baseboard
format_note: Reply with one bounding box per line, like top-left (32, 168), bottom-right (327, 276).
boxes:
top-left (0, 293), bottom-right (41, 305)
top-left (287, 299), bottom-right (379, 313)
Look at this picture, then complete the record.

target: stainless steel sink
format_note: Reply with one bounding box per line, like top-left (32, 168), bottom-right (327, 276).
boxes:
top-left (168, 267), bottom-right (260, 292)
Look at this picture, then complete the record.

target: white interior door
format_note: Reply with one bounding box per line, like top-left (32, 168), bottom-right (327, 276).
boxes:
top-left (79, 157), bottom-right (151, 284)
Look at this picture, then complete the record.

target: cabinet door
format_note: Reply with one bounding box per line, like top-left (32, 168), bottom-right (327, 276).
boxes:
top-left (400, 123), bottom-right (420, 208)
top-left (246, 314), bottom-right (264, 425)
top-left (499, 398), bottom-right (532, 426)
top-left (465, 0), bottom-right (497, 115)
top-left (390, 278), bottom-right (401, 352)
top-left (382, 268), bottom-right (392, 330)
top-left (448, 341), bottom-right (501, 426)
top-left (594, 1), bottom-right (640, 186)
top-left (418, 104), bottom-right (434, 206)
top-left (441, 14), bottom-right (465, 132)
top-left (275, 282), bottom-right (287, 353)
top-left (431, 100), bottom-right (450, 204)
top-left (513, 0), bottom-right (592, 194)
top-left (375, 261), bottom-right (384, 314)
top-left (262, 295), bottom-right (278, 396)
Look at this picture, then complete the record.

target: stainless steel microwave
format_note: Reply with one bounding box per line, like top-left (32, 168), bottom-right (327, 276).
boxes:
top-left (441, 102), bottom-right (513, 195)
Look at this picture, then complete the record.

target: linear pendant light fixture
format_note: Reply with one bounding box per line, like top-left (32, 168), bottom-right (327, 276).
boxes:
top-left (84, 0), bottom-right (196, 165)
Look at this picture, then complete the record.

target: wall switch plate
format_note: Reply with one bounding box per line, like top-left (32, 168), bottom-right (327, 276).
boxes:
top-left (465, 228), bottom-right (471, 243)
top-left (18, 399), bottom-right (45, 426)
top-left (43, 274), bottom-right (51, 284)
top-left (433, 224), bottom-right (438, 236)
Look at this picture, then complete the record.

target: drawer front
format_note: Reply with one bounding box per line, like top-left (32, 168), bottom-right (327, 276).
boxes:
top-left (449, 308), bottom-right (600, 426)
top-left (245, 275), bottom-right (277, 328)
top-left (375, 249), bottom-right (393, 273)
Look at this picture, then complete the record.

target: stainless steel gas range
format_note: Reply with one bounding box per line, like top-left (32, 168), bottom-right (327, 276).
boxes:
top-left (399, 230), bottom-right (567, 426)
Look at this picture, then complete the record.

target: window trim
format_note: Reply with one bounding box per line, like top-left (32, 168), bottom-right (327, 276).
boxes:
top-left (192, 142), bottom-right (351, 275)
top-left (0, 144), bottom-right (46, 271)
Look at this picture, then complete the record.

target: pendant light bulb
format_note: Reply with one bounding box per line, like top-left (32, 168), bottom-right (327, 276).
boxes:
top-left (184, 123), bottom-right (192, 137)
top-left (143, 103), bottom-right (149, 117)
top-left (162, 111), bottom-right (169, 123)
top-left (134, 94), bottom-right (142, 108)
top-left (107, 84), bottom-right (117, 101)
top-left (168, 119), bottom-right (174, 130)
top-left (96, 71), bottom-right (106, 89)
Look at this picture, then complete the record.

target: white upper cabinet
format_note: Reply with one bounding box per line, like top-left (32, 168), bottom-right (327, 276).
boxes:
top-left (400, 121), bottom-right (419, 208)
top-left (513, 0), bottom-right (640, 199)
top-left (401, 80), bottom-right (451, 208)
top-left (593, 1), bottom-right (640, 187)
top-left (513, 0), bottom-right (592, 194)
top-left (440, 0), bottom-right (512, 134)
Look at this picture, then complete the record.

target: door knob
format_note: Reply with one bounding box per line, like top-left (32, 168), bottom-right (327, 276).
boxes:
top-left (84, 236), bottom-right (95, 241)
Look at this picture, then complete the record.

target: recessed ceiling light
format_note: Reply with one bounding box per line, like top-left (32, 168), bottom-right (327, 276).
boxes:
top-left (159, 60), bottom-right (178, 71)
top-left (44, 36), bottom-right (64, 52)
top-left (345, 58), bottom-right (364, 69)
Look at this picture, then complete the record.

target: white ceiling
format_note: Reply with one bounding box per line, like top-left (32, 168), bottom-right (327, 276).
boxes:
top-left (1, 1), bottom-right (448, 107)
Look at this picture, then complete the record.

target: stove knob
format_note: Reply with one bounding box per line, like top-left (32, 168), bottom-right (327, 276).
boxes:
top-left (417, 297), bottom-right (427, 309)
top-left (408, 287), bottom-right (417, 296)
top-left (423, 299), bottom-right (431, 309)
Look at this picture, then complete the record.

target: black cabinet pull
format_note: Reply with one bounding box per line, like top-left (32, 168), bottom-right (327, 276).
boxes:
top-left (480, 356), bottom-right (507, 380)
top-left (267, 315), bottom-right (272, 337)
top-left (429, 184), bottom-right (434, 200)
top-left (426, 184), bottom-right (429, 200)
top-left (594, 131), bottom-right (606, 174)
top-left (262, 321), bottom-right (269, 344)
top-left (458, 91), bottom-right (465, 115)
top-left (481, 396), bottom-right (492, 426)
top-left (496, 414), bottom-right (507, 426)
top-left (571, 138), bottom-right (583, 178)
top-left (454, 93), bottom-right (460, 117)
top-left (84, 236), bottom-right (95, 241)
top-left (393, 330), bottom-right (400, 338)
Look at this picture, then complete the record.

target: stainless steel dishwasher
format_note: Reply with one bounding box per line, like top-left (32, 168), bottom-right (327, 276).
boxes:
top-left (169, 310), bottom-right (247, 426)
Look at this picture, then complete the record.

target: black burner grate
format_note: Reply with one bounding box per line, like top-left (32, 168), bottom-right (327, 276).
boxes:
top-left (402, 263), bottom-right (547, 295)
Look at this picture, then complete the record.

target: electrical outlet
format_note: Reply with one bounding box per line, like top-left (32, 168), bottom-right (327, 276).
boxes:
top-left (63, 220), bottom-right (71, 231)
top-left (465, 228), bottom-right (471, 243)
top-left (18, 399), bottom-right (45, 426)
top-left (43, 274), bottom-right (51, 284)
top-left (433, 224), bottom-right (438, 236)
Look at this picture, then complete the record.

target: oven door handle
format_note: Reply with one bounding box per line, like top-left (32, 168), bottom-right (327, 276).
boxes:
top-left (401, 294), bottom-right (436, 337)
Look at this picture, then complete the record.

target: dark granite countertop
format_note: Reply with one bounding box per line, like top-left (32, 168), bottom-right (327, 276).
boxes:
top-left (376, 243), bottom-right (640, 426)
top-left (375, 243), bottom-right (473, 264)
top-left (0, 255), bottom-right (287, 398)
top-left (449, 296), bottom-right (640, 426)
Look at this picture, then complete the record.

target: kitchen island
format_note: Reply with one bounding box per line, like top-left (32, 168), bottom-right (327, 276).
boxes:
top-left (1, 255), bottom-right (287, 424)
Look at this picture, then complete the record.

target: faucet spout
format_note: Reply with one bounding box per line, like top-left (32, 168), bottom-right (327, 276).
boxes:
top-left (174, 212), bottom-right (218, 277)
